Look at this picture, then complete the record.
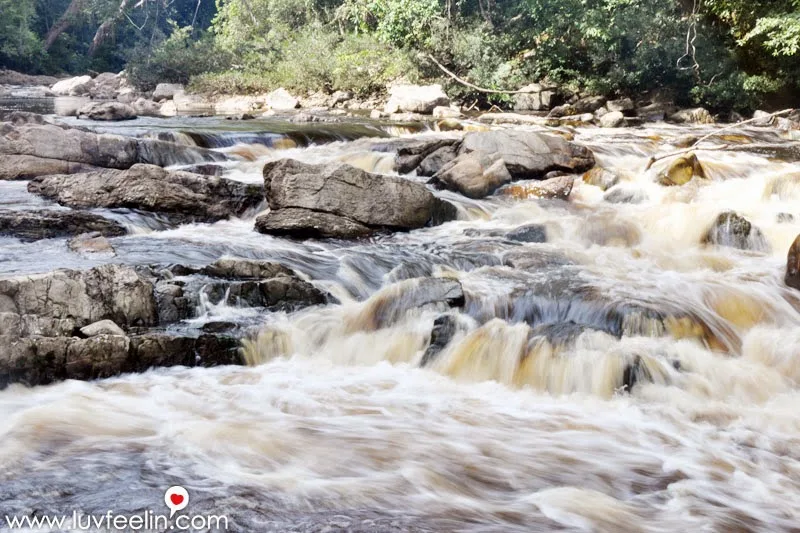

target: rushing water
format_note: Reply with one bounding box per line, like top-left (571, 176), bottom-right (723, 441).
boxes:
top-left (1, 96), bottom-right (800, 532)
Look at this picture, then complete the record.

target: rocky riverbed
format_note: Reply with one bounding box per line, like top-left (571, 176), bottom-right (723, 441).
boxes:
top-left (1, 89), bottom-right (800, 532)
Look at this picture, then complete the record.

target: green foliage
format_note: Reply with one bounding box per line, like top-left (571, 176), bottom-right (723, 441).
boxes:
top-left (0, 0), bottom-right (41, 69)
top-left (338, 0), bottom-right (442, 47)
top-left (127, 26), bottom-right (230, 91)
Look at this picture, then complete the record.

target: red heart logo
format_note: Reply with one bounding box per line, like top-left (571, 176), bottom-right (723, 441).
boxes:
top-left (170, 494), bottom-right (184, 506)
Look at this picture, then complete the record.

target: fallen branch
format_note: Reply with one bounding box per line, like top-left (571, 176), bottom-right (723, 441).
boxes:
top-left (644, 108), bottom-right (795, 170)
top-left (425, 54), bottom-right (557, 95)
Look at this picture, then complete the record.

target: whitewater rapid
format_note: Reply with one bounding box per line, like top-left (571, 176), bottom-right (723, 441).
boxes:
top-left (1, 107), bottom-right (800, 531)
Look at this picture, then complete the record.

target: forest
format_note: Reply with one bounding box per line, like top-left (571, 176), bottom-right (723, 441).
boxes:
top-left (1, 0), bottom-right (799, 111)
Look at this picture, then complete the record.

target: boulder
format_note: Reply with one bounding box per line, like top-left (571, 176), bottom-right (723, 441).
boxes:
top-left (255, 208), bottom-right (373, 239)
top-left (606, 98), bottom-right (635, 114)
top-left (548, 104), bottom-right (578, 118)
top-left (80, 319), bottom-right (125, 337)
top-left (266, 88), bottom-right (300, 110)
top-left (132, 98), bottom-right (163, 117)
top-left (785, 234), bottom-right (800, 290)
top-left (0, 210), bottom-right (126, 242)
top-left (638, 102), bottom-right (679, 122)
top-left (0, 333), bottom-right (241, 388)
top-left (152, 83), bottom-right (185, 100)
top-left (506, 224), bottom-right (547, 243)
top-left (600, 111), bottom-right (625, 128)
top-left (432, 106), bottom-right (462, 119)
top-left (385, 84), bottom-right (449, 114)
top-left (702, 212), bottom-right (769, 251)
top-left (350, 277), bottom-right (465, 332)
top-left (500, 175), bottom-right (575, 201)
top-left (202, 258), bottom-right (296, 280)
top-left (417, 145), bottom-right (459, 177)
top-left (457, 130), bottom-right (595, 180)
top-left (582, 167), bottom-right (620, 190)
top-left (0, 154), bottom-right (99, 180)
top-left (431, 153), bottom-right (512, 199)
top-left (258, 159), bottom-right (457, 238)
top-left (51, 75), bottom-right (94, 96)
top-left (514, 84), bottom-right (558, 112)
top-left (89, 72), bottom-right (123, 99)
top-left (28, 164), bottom-right (263, 222)
top-left (657, 153), bottom-right (706, 186)
top-left (669, 108), bottom-right (714, 125)
top-left (574, 96), bottom-right (607, 113)
top-left (77, 102), bottom-right (137, 121)
top-left (0, 264), bottom-right (157, 330)
top-left (420, 314), bottom-right (461, 367)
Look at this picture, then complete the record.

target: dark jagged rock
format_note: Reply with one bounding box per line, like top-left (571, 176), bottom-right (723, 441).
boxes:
top-left (0, 209), bottom-right (126, 241)
top-left (702, 212), bottom-right (769, 252)
top-left (28, 164), bottom-right (263, 222)
top-left (0, 333), bottom-right (242, 388)
top-left (417, 144), bottom-right (459, 177)
top-left (420, 314), bottom-right (460, 367)
top-left (785, 234), bottom-right (800, 291)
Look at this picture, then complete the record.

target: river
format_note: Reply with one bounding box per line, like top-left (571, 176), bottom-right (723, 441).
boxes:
top-left (0, 96), bottom-right (799, 532)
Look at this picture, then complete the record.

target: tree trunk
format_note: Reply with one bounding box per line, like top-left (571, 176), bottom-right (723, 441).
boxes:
top-left (43, 0), bottom-right (87, 50)
top-left (88, 0), bottom-right (134, 57)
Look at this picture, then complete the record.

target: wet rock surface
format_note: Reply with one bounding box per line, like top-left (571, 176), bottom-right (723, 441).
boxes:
top-left (28, 164), bottom-right (263, 222)
top-left (0, 210), bottom-right (126, 241)
top-left (703, 211), bottom-right (769, 251)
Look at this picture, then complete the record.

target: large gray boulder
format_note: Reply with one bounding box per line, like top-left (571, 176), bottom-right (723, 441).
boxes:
top-left (77, 102), bottom-right (137, 121)
top-left (0, 264), bottom-right (158, 333)
top-left (513, 83), bottom-right (558, 112)
top-left (385, 84), bottom-right (449, 114)
top-left (0, 209), bottom-right (126, 241)
top-left (256, 208), bottom-right (373, 239)
top-left (256, 159), bottom-right (458, 238)
top-left (425, 130), bottom-right (594, 200)
top-left (28, 164), bottom-right (263, 222)
top-left (152, 83), bottom-right (185, 100)
top-left (51, 75), bottom-right (94, 96)
top-left (702, 212), bottom-right (769, 252)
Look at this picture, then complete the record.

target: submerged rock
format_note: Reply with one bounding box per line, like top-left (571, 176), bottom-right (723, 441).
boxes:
top-left (68, 232), bottom-right (116, 256)
top-left (582, 167), bottom-right (620, 190)
top-left (257, 159), bottom-right (457, 239)
top-left (702, 212), bottom-right (769, 251)
top-left (420, 314), bottom-right (461, 367)
top-left (28, 164), bottom-right (263, 222)
top-left (658, 153), bottom-right (706, 186)
top-left (785, 234), bottom-right (800, 290)
top-left (0, 210), bottom-right (126, 241)
top-left (506, 224), bottom-right (548, 243)
top-left (500, 175), bottom-right (575, 201)
top-left (350, 277), bottom-right (465, 332)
